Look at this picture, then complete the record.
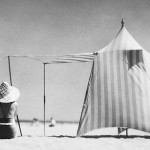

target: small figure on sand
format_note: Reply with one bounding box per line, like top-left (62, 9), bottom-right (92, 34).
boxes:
top-left (49, 117), bottom-right (56, 127)
top-left (0, 82), bottom-right (20, 139)
top-left (31, 118), bottom-right (40, 126)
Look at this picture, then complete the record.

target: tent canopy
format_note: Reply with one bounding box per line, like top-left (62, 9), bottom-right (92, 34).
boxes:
top-left (9, 53), bottom-right (95, 64)
top-left (77, 25), bottom-right (150, 136)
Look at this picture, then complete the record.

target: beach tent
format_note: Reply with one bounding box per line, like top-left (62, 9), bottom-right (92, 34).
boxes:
top-left (2, 21), bottom-right (150, 137)
top-left (77, 23), bottom-right (150, 136)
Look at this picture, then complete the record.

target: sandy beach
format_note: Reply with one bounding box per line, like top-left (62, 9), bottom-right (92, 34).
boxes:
top-left (0, 122), bottom-right (150, 150)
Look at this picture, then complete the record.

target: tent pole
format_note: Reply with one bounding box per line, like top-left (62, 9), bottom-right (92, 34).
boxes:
top-left (8, 56), bottom-right (22, 136)
top-left (44, 63), bottom-right (46, 136)
top-left (126, 128), bottom-right (128, 136)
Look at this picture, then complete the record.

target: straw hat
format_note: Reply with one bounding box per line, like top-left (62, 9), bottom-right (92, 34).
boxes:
top-left (0, 82), bottom-right (20, 103)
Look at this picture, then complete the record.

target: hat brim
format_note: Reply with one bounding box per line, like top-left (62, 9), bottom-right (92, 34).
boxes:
top-left (0, 86), bottom-right (20, 103)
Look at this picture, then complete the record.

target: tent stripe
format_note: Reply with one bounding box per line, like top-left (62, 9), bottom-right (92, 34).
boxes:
top-left (126, 52), bottom-right (135, 128)
top-left (147, 77), bottom-right (150, 132)
top-left (97, 55), bottom-right (101, 128)
top-left (143, 67), bottom-right (150, 131)
top-left (123, 51), bottom-right (131, 126)
top-left (94, 59), bottom-right (99, 129)
top-left (145, 54), bottom-right (150, 132)
top-left (88, 63), bottom-right (95, 132)
top-left (119, 51), bottom-right (127, 127)
top-left (107, 52), bottom-right (113, 127)
top-left (138, 64), bottom-right (145, 131)
top-left (111, 52), bottom-right (116, 127)
top-left (116, 51), bottom-right (122, 126)
top-left (140, 66), bottom-right (146, 131)
top-left (139, 51), bottom-right (147, 131)
top-left (132, 51), bottom-right (138, 129)
top-left (137, 51), bottom-right (143, 130)
top-left (118, 51), bottom-right (124, 127)
top-left (147, 74), bottom-right (150, 132)
top-left (87, 71), bottom-right (92, 132)
top-left (94, 58), bottom-right (99, 129)
top-left (112, 51), bottom-right (119, 127)
top-left (104, 52), bottom-right (109, 127)
top-left (133, 65), bottom-right (142, 130)
top-left (100, 53), bottom-right (105, 127)
top-left (90, 64), bottom-right (95, 130)
top-left (122, 51), bottom-right (131, 127)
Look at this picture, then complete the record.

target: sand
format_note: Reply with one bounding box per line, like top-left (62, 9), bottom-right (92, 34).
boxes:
top-left (0, 122), bottom-right (150, 150)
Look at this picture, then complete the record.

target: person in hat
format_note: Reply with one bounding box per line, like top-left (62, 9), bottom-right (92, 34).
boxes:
top-left (0, 82), bottom-right (20, 139)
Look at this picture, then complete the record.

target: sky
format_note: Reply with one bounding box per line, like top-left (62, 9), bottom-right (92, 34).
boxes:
top-left (0, 0), bottom-right (150, 122)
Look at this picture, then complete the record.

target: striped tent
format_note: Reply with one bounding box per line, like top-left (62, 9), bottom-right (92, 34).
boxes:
top-left (77, 25), bottom-right (150, 136)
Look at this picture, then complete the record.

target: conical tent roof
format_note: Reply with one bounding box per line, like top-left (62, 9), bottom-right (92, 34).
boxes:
top-left (100, 26), bottom-right (143, 52)
top-left (77, 24), bottom-right (150, 136)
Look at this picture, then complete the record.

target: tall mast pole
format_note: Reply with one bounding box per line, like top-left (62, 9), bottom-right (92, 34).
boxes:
top-left (8, 56), bottom-right (22, 136)
top-left (44, 63), bottom-right (46, 136)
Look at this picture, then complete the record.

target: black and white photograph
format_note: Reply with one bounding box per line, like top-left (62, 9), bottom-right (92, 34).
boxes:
top-left (0, 0), bottom-right (150, 149)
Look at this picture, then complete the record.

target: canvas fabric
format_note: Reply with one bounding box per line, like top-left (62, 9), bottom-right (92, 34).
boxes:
top-left (77, 26), bottom-right (150, 136)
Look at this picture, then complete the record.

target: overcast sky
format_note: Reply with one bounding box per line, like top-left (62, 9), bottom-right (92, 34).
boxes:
top-left (0, 0), bottom-right (150, 56)
top-left (0, 0), bottom-right (150, 121)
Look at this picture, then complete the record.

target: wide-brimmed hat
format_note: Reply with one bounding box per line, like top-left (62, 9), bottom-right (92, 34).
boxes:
top-left (0, 82), bottom-right (20, 103)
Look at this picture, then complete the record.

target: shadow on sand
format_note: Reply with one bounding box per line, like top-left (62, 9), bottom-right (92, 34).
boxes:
top-left (19, 134), bottom-right (150, 139)
top-left (46, 135), bottom-right (150, 139)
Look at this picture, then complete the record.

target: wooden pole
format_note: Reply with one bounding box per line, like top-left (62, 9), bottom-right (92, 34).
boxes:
top-left (8, 56), bottom-right (22, 136)
top-left (44, 63), bottom-right (46, 136)
top-left (126, 128), bottom-right (128, 136)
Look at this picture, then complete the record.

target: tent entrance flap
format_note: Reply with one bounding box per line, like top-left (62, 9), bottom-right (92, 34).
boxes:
top-left (77, 62), bottom-right (94, 136)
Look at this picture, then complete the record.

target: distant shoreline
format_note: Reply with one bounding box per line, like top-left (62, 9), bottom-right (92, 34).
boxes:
top-left (18, 120), bottom-right (79, 124)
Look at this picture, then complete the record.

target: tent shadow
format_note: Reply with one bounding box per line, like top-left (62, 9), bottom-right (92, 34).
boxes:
top-left (18, 135), bottom-right (150, 139)
top-left (81, 135), bottom-right (150, 139)
top-left (48, 135), bottom-right (76, 138)
top-left (46, 135), bottom-right (150, 139)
